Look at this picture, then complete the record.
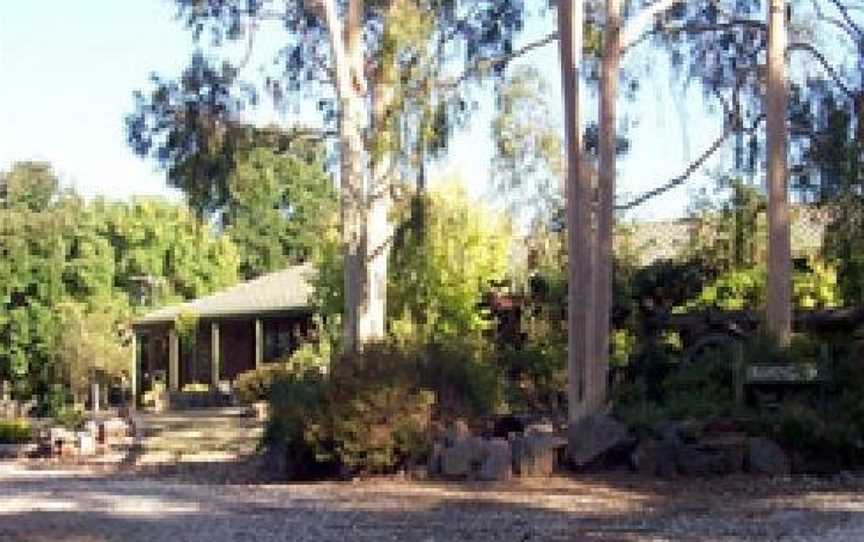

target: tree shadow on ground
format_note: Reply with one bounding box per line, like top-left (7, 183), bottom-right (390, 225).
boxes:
top-left (1, 466), bottom-right (863, 541)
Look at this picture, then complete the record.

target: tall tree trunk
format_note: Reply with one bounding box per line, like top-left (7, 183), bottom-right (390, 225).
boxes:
top-left (766, 0), bottom-right (792, 346)
top-left (594, 0), bottom-right (621, 413)
top-left (363, 2), bottom-right (399, 345)
top-left (559, 0), bottom-right (593, 424)
top-left (322, 0), bottom-right (372, 352)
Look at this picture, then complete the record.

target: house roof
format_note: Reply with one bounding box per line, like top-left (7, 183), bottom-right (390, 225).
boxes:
top-left (135, 264), bottom-right (316, 325)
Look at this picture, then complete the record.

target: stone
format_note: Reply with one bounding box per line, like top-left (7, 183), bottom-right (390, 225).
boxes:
top-left (677, 433), bottom-right (745, 476)
top-left (77, 432), bottom-right (97, 457)
top-left (445, 419), bottom-right (471, 447)
top-left (567, 414), bottom-right (629, 467)
top-left (631, 438), bottom-right (678, 477)
top-left (524, 421), bottom-right (555, 435)
top-left (98, 418), bottom-right (128, 445)
top-left (479, 439), bottom-right (512, 481)
top-left (427, 442), bottom-right (443, 476)
top-left (441, 436), bottom-right (484, 478)
top-left (513, 433), bottom-right (565, 477)
top-left (747, 436), bottom-right (790, 476)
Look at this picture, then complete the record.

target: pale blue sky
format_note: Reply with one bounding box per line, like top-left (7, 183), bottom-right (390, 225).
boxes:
top-left (1, 1), bottom-right (801, 221)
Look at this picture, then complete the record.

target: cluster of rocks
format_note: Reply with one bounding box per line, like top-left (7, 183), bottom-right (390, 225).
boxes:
top-left (631, 419), bottom-right (791, 477)
top-left (39, 417), bottom-right (134, 460)
top-left (427, 420), bottom-right (568, 481)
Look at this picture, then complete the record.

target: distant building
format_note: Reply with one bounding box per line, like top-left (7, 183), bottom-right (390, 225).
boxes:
top-left (132, 264), bottom-right (316, 403)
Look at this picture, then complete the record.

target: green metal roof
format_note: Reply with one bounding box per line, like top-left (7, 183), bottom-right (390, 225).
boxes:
top-left (135, 264), bottom-right (315, 325)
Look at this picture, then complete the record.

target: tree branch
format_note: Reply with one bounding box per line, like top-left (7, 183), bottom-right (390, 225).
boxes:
top-left (809, 0), bottom-right (860, 43)
top-left (788, 42), bottom-right (855, 98)
top-left (438, 31), bottom-right (559, 90)
top-left (619, 0), bottom-right (684, 53)
top-left (621, 19), bottom-right (767, 55)
top-left (615, 114), bottom-right (766, 211)
top-left (825, 0), bottom-right (863, 38)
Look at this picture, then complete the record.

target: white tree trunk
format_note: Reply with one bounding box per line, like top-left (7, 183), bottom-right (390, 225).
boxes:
top-left (321, 0), bottom-right (375, 352)
top-left (766, 0), bottom-right (792, 346)
top-left (559, 0), bottom-right (594, 424)
top-left (594, 0), bottom-right (621, 413)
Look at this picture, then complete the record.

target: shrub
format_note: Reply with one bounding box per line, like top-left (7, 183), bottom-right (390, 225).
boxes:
top-left (0, 419), bottom-right (33, 444)
top-left (235, 342), bottom-right (330, 405)
top-left (264, 339), bottom-right (501, 478)
top-left (235, 364), bottom-right (294, 405)
top-left (54, 407), bottom-right (85, 431)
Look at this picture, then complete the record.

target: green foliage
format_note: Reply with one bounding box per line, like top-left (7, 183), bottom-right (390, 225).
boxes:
top-left (174, 310), bottom-right (200, 350)
top-left (824, 195), bottom-right (864, 305)
top-left (0, 419), bottom-right (33, 444)
top-left (265, 339), bottom-right (502, 478)
top-left (389, 181), bottom-right (511, 343)
top-left (234, 364), bottom-right (292, 405)
top-left (226, 146), bottom-right (337, 280)
top-left (53, 406), bottom-right (86, 431)
top-left (315, 180), bottom-right (511, 345)
top-left (234, 336), bottom-right (331, 405)
top-left (0, 162), bottom-right (240, 404)
top-left (0, 162), bottom-right (59, 212)
top-left (492, 66), bottom-right (563, 226)
top-left (54, 301), bottom-right (132, 400)
top-left (680, 261), bottom-right (841, 312)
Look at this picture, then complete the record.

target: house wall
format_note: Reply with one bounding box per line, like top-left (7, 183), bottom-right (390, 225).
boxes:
top-left (134, 311), bottom-right (315, 397)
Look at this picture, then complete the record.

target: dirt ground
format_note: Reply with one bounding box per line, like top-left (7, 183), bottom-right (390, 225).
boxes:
top-left (1, 462), bottom-right (863, 542)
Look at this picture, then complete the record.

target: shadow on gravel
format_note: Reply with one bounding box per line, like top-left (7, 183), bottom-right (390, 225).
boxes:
top-left (1, 468), bottom-right (862, 541)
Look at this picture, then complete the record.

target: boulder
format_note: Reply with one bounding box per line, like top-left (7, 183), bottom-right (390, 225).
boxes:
top-left (444, 419), bottom-right (471, 447)
top-left (678, 433), bottom-right (745, 476)
top-left (427, 442), bottom-right (443, 476)
top-left (98, 418), bottom-right (128, 446)
top-left (567, 414), bottom-right (629, 467)
top-left (479, 439), bottom-right (512, 481)
top-left (631, 438), bottom-right (678, 477)
top-left (746, 436), bottom-right (790, 476)
top-left (77, 432), bottom-right (97, 457)
top-left (513, 433), bottom-right (566, 477)
top-left (441, 436), bottom-right (484, 478)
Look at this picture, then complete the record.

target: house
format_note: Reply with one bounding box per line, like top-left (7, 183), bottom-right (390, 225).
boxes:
top-left (131, 264), bottom-right (316, 405)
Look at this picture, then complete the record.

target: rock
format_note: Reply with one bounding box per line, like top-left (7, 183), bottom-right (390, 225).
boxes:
top-left (479, 439), bottom-right (512, 481)
top-left (98, 418), bottom-right (128, 446)
top-left (492, 415), bottom-right (525, 439)
top-left (248, 401), bottom-right (269, 421)
top-left (77, 432), bottom-right (96, 457)
top-left (746, 436), bottom-right (790, 476)
top-left (678, 432), bottom-right (745, 476)
top-left (631, 438), bottom-right (679, 477)
top-left (427, 442), bottom-right (443, 476)
top-left (567, 414), bottom-right (629, 467)
top-left (524, 421), bottom-right (555, 435)
top-left (513, 433), bottom-right (565, 477)
top-left (441, 436), bottom-right (484, 478)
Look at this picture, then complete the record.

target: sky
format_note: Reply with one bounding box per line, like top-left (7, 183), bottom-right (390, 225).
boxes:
top-left (0, 1), bottom-right (775, 222)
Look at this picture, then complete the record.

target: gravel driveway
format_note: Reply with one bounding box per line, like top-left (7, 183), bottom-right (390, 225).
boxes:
top-left (1, 462), bottom-right (863, 541)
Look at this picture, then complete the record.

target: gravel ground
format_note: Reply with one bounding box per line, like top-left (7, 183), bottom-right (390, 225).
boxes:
top-left (1, 462), bottom-right (863, 541)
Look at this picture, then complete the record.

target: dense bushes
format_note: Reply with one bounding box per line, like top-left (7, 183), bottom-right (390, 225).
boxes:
top-left (0, 419), bottom-right (32, 444)
top-left (613, 335), bottom-right (864, 469)
top-left (263, 340), bottom-right (503, 478)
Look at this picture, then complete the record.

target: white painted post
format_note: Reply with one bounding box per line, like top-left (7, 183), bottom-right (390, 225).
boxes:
top-left (255, 319), bottom-right (263, 369)
top-left (91, 381), bottom-right (100, 414)
top-left (169, 329), bottom-right (180, 392)
top-left (130, 333), bottom-right (138, 410)
top-left (211, 322), bottom-right (221, 387)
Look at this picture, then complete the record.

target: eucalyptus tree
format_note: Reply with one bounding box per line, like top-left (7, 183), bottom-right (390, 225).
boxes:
top-left (128, 0), bottom-right (528, 352)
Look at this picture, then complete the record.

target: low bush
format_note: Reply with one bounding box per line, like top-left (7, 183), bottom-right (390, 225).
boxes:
top-left (235, 342), bottom-right (331, 405)
top-left (264, 339), bottom-right (502, 478)
top-left (54, 407), bottom-right (85, 431)
top-left (0, 419), bottom-right (33, 444)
